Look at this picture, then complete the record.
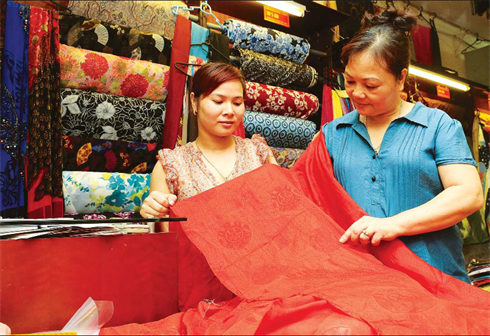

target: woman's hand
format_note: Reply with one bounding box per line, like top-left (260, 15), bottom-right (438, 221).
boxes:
top-left (339, 216), bottom-right (401, 246)
top-left (140, 191), bottom-right (177, 219)
top-left (0, 323), bottom-right (11, 335)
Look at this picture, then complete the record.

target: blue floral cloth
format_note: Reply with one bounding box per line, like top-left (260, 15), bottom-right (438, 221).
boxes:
top-left (223, 19), bottom-right (310, 64)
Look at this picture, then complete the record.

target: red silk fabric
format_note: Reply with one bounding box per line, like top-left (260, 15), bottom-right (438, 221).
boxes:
top-left (102, 133), bottom-right (490, 335)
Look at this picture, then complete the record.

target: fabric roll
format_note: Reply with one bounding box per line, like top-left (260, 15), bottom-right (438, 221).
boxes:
top-left (271, 147), bottom-right (305, 169)
top-left (231, 48), bottom-right (317, 89)
top-left (207, 31), bottom-right (230, 63)
top-left (63, 171), bottom-right (150, 214)
top-left (223, 19), bottom-right (310, 64)
top-left (67, 0), bottom-right (189, 41)
top-left (59, 13), bottom-right (172, 66)
top-left (245, 82), bottom-right (319, 119)
top-left (61, 88), bottom-right (166, 143)
top-left (62, 135), bottom-right (159, 174)
top-left (244, 111), bottom-right (316, 149)
top-left (60, 44), bottom-right (170, 101)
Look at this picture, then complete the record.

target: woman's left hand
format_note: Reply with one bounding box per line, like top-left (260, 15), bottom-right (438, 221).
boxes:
top-left (339, 216), bottom-right (401, 246)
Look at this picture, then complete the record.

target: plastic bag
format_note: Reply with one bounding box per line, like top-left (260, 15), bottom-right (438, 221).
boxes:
top-left (60, 298), bottom-right (114, 335)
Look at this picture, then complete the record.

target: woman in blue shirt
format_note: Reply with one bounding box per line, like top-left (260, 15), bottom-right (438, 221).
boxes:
top-left (323, 8), bottom-right (483, 283)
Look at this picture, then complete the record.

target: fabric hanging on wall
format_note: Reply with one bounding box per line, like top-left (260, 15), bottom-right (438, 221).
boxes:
top-left (207, 31), bottom-right (230, 63)
top-left (63, 171), bottom-right (150, 214)
top-left (332, 89), bottom-right (344, 120)
top-left (411, 25), bottom-right (433, 66)
top-left (27, 5), bottom-right (64, 219)
top-left (271, 147), bottom-right (304, 169)
top-left (0, 1), bottom-right (29, 217)
top-left (223, 19), bottom-right (310, 64)
top-left (67, 0), bottom-right (189, 41)
top-left (59, 13), bottom-right (172, 66)
top-left (0, 0), bottom-right (6, 90)
top-left (321, 85), bottom-right (334, 125)
top-left (189, 22), bottom-right (209, 61)
top-left (244, 111), bottom-right (316, 149)
top-left (62, 135), bottom-right (159, 174)
top-left (429, 18), bottom-right (442, 68)
top-left (61, 88), bottom-right (166, 143)
top-left (245, 82), bottom-right (319, 119)
top-left (231, 48), bottom-right (317, 89)
top-left (60, 45), bottom-right (170, 101)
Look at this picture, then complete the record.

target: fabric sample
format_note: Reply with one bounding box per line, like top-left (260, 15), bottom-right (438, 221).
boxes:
top-left (60, 44), bottom-right (170, 101)
top-left (271, 147), bottom-right (305, 169)
top-left (245, 82), bottom-right (319, 119)
top-left (0, 0), bottom-right (6, 90)
top-left (412, 25), bottom-right (433, 66)
top-left (223, 19), bottom-right (310, 64)
top-left (321, 85), bottom-right (334, 125)
top-left (231, 48), bottom-right (317, 89)
top-left (61, 88), bottom-right (166, 143)
top-left (244, 111), bottom-right (316, 149)
top-left (207, 31), bottom-right (230, 63)
top-left (63, 171), bottom-right (150, 214)
top-left (67, 0), bottom-right (189, 41)
top-left (62, 135), bottom-right (159, 174)
top-left (59, 13), bottom-right (172, 66)
top-left (189, 22), bottom-right (209, 62)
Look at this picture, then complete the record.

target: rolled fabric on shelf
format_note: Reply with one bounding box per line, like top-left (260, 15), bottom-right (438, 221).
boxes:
top-left (271, 147), bottom-right (305, 169)
top-left (244, 111), bottom-right (316, 149)
top-left (232, 48), bottom-right (317, 89)
top-left (223, 19), bottom-right (310, 64)
top-left (63, 171), bottom-right (150, 214)
top-left (61, 88), bottom-right (166, 143)
top-left (60, 44), bottom-right (170, 101)
top-left (245, 81), bottom-right (319, 119)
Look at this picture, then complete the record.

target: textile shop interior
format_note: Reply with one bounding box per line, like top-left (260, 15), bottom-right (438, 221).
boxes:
top-left (0, 0), bottom-right (490, 334)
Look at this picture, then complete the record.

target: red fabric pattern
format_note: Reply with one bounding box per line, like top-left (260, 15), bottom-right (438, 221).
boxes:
top-left (411, 25), bottom-right (433, 66)
top-left (102, 133), bottom-right (490, 335)
top-left (321, 84), bottom-right (334, 126)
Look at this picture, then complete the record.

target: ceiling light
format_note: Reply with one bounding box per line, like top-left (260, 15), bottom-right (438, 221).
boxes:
top-left (409, 65), bottom-right (470, 92)
top-left (256, 1), bottom-right (306, 17)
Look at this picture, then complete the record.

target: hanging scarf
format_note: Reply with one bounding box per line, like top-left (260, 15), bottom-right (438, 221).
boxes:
top-left (61, 88), bottom-right (166, 144)
top-left (245, 82), bottom-right (319, 119)
top-left (232, 48), bottom-right (317, 89)
top-left (223, 19), bottom-right (310, 64)
top-left (59, 13), bottom-right (172, 66)
top-left (60, 45), bottom-right (170, 101)
top-left (412, 25), bottom-right (433, 66)
top-left (271, 147), bottom-right (305, 169)
top-left (321, 84), bottom-right (334, 125)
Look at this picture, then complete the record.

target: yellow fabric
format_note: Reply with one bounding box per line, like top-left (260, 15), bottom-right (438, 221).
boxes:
top-left (332, 90), bottom-right (344, 120)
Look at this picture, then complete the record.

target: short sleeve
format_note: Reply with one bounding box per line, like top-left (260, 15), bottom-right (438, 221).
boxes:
top-left (251, 134), bottom-right (274, 164)
top-left (434, 114), bottom-right (477, 167)
top-left (157, 149), bottom-right (179, 195)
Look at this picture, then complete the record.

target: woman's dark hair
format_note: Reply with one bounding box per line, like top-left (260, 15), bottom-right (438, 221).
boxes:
top-left (190, 62), bottom-right (246, 99)
top-left (341, 8), bottom-right (418, 80)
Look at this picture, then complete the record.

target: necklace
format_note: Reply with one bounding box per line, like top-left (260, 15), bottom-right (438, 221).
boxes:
top-left (195, 138), bottom-right (237, 182)
top-left (365, 101), bottom-right (403, 153)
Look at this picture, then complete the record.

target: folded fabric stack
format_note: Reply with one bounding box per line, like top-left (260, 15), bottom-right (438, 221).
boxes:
top-left (467, 259), bottom-right (490, 292)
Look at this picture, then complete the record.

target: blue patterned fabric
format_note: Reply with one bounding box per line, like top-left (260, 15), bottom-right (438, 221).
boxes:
top-left (223, 19), bottom-right (310, 64)
top-left (244, 111), bottom-right (316, 149)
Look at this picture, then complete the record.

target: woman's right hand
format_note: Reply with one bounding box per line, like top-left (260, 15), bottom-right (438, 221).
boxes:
top-left (140, 191), bottom-right (177, 219)
top-left (0, 323), bottom-right (11, 335)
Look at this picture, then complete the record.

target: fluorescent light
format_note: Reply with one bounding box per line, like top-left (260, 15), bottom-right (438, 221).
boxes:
top-left (408, 65), bottom-right (470, 92)
top-left (257, 1), bottom-right (306, 17)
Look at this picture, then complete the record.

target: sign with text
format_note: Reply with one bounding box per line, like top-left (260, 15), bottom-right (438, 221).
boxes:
top-left (263, 5), bottom-right (290, 28)
top-left (437, 85), bottom-right (451, 99)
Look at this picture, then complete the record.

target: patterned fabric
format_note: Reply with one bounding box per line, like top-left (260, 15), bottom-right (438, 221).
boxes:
top-left (158, 135), bottom-right (272, 200)
top-left (223, 19), bottom-right (310, 64)
top-left (59, 13), bottom-right (172, 66)
top-left (245, 81), bottom-right (319, 119)
top-left (67, 0), bottom-right (189, 41)
top-left (62, 135), bottom-right (159, 174)
top-left (63, 171), bottom-right (150, 214)
top-left (244, 111), bottom-right (316, 150)
top-left (271, 147), bottom-right (305, 169)
top-left (231, 48), bottom-right (317, 89)
top-left (0, 0), bottom-right (6, 90)
top-left (61, 88), bottom-right (166, 143)
top-left (0, 1), bottom-right (29, 217)
top-left (60, 44), bottom-right (170, 101)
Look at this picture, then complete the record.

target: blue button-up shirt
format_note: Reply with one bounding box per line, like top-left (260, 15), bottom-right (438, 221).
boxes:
top-left (322, 102), bottom-right (476, 283)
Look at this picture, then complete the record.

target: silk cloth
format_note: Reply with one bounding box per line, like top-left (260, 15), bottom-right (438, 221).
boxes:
top-left (67, 0), bottom-right (189, 41)
top-left (62, 135), bottom-right (158, 174)
top-left (244, 111), bottom-right (316, 150)
top-left (271, 147), bottom-right (304, 169)
top-left (245, 82), bottom-right (319, 119)
top-left (102, 133), bottom-right (490, 335)
top-left (223, 19), bottom-right (310, 64)
top-left (63, 171), bottom-right (150, 214)
top-left (411, 25), bottom-right (433, 66)
top-left (61, 88), bottom-right (166, 144)
top-left (232, 48), bottom-right (317, 89)
top-left (59, 13), bottom-right (172, 66)
top-left (60, 45), bottom-right (170, 101)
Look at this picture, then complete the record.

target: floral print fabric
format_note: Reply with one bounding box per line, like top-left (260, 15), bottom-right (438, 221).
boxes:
top-left (245, 81), bottom-right (319, 119)
top-left (244, 111), bottom-right (316, 150)
top-left (232, 48), bottom-right (317, 89)
top-left (63, 135), bottom-right (159, 174)
top-left (59, 13), bottom-right (172, 66)
top-left (271, 147), bottom-right (305, 169)
top-left (63, 171), bottom-right (150, 214)
top-left (67, 0), bottom-right (189, 41)
top-left (61, 88), bottom-right (166, 143)
top-left (60, 44), bottom-right (170, 101)
top-left (223, 19), bottom-right (310, 64)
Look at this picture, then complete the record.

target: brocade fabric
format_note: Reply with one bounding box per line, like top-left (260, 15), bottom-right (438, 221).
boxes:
top-left (271, 147), bottom-right (305, 169)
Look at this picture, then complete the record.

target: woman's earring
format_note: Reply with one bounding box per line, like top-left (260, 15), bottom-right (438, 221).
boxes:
top-left (193, 109), bottom-right (197, 116)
